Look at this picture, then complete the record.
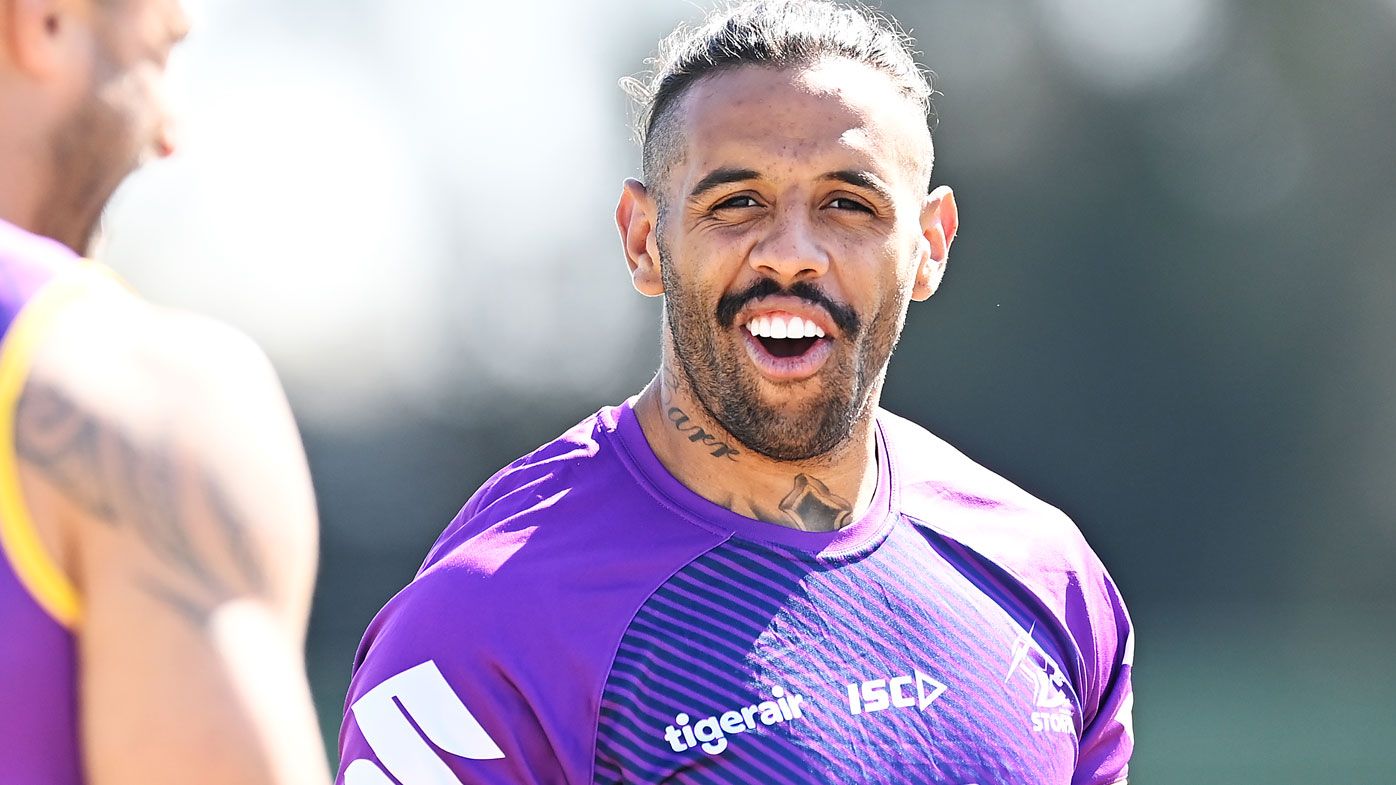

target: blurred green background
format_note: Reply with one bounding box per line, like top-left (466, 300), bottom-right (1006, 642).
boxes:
top-left (99, 0), bottom-right (1396, 781)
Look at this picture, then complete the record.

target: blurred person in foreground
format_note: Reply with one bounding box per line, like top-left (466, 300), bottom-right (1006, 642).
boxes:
top-left (336, 1), bottom-right (1133, 783)
top-left (0, 0), bottom-right (330, 783)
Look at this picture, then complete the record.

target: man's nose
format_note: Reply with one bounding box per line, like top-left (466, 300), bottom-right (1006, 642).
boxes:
top-left (747, 207), bottom-right (829, 284)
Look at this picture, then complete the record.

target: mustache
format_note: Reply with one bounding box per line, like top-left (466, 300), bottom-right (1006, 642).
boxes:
top-left (715, 278), bottom-right (861, 337)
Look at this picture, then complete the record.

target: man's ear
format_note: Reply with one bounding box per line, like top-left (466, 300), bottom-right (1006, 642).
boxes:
top-left (616, 178), bottom-right (665, 297)
top-left (3, 0), bottom-right (84, 78)
top-left (912, 185), bottom-right (958, 302)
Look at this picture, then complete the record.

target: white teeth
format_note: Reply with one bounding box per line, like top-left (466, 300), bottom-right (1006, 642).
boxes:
top-left (743, 314), bottom-right (828, 339)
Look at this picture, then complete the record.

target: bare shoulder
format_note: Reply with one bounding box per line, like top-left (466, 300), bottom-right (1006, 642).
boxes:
top-left (34, 279), bottom-right (281, 410)
top-left (14, 277), bottom-right (317, 628)
top-left (10, 278), bottom-right (331, 783)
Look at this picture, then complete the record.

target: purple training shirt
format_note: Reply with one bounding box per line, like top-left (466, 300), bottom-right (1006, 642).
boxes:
top-left (337, 401), bottom-right (1134, 784)
top-left (0, 219), bottom-right (85, 785)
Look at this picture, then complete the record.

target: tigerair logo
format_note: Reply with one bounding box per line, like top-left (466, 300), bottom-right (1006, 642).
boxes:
top-left (662, 685), bottom-right (807, 755)
top-left (845, 670), bottom-right (947, 716)
top-left (1006, 628), bottom-right (1075, 735)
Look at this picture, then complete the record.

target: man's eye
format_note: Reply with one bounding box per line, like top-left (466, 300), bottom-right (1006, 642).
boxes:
top-left (828, 198), bottom-right (872, 213)
top-left (715, 195), bottom-right (760, 209)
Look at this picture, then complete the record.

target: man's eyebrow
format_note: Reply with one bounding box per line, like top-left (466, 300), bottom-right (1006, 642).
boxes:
top-left (821, 170), bottom-right (895, 202)
top-left (687, 168), bottom-right (762, 201)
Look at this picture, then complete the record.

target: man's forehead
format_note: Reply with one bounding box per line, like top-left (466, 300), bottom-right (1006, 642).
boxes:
top-left (671, 60), bottom-right (931, 193)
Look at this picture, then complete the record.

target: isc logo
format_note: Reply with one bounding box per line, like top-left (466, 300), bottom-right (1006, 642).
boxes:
top-left (845, 670), bottom-right (947, 716)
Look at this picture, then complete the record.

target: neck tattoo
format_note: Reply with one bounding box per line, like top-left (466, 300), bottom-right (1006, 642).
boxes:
top-left (778, 474), bottom-right (854, 531)
top-left (653, 372), bottom-right (857, 532)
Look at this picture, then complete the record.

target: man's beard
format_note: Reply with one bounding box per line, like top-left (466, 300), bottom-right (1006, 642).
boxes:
top-left (659, 237), bottom-right (906, 462)
top-left (39, 47), bottom-right (145, 254)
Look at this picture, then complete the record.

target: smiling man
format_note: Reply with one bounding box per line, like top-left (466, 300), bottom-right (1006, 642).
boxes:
top-left (336, 2), bottom-right (1133, 784)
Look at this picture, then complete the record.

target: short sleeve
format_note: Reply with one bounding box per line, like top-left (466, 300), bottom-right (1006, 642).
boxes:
top-left (334, 570), bottom-right (564, 785)
top-left (334, 420), bottom-right (727, 785)
top-left (1072, 573), bottom-right (1134, 785)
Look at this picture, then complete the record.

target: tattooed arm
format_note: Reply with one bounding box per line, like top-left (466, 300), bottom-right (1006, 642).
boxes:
top-left (14, 283), bottom-right (330, 785)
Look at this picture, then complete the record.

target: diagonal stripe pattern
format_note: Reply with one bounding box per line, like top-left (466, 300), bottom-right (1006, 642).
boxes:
top-left (595, 518), bottom-right (1083, 784)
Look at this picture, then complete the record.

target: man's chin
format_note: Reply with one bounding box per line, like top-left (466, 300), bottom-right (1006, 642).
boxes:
top-left (718, 394), bottom-right (858, 463)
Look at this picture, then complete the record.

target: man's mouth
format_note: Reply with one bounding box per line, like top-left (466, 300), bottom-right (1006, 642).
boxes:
top-left (745, 313), bottom-right (825, 358)
top-left (739, 311), bottom-right (834, 380)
